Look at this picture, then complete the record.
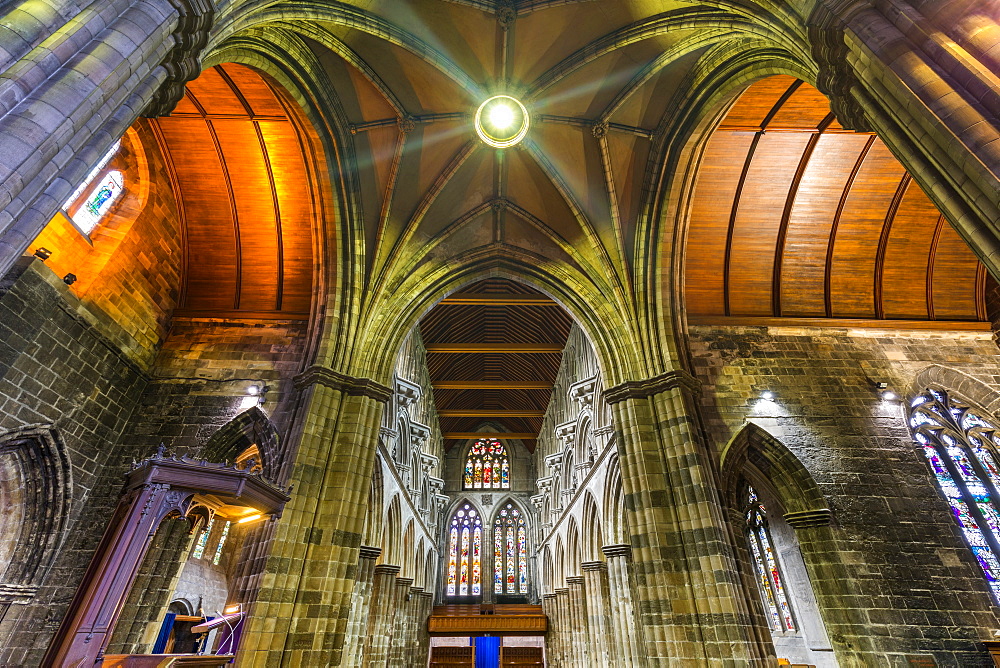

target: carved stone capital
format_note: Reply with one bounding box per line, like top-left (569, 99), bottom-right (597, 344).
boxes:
top-left (602, 543), bottom-right (632, 559)
top-left (569, 377), bottom-right (598, 406)
top-left (554, 587), bottom-right (570, 596)
top-left (807, 1), bottom-right (874, 132)
top-left (374, 564), bottom-right (401, 576)
top-left (394, 375), bottom-right (422, 407)
top-left (359, 545), bottom-right (382, 561)
top-left (604, 369), bottom-right (701, 404)
top-left (580, 561), bottom-right (607, 573)
top-left (554, 421), bottom-right (576, 445)
top-left (565, 575), bottom-right (584, 586)
top-left (294, 366), bottom-right (392, 402)
top-left (544, 453), bottom-right (563, 473)
top-left (143, 0), bottom-right (214, 117)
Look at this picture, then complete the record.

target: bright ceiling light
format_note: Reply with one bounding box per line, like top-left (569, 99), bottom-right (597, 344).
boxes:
top-left (475, 95), bottom-right (529, 148)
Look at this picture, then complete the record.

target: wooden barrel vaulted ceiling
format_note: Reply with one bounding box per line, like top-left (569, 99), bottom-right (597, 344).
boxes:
top-left (151, 64), bottom-right (315, 319)
top-left (420, 279), bottom-right (573, 452)
top-left (685, 76), bottom-right (986, 325)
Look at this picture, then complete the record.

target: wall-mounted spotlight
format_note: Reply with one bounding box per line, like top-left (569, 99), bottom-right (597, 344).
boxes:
top-left (874, 381), bottom-right (897, 402)
top-left (239, 384), bottom-right (268, 410)
top-left (63, 273), bottom-right (77, 285)
top-left (33, 247), bottom-right (52, 261)
top-left (760, 391), bottom-right (775, 401)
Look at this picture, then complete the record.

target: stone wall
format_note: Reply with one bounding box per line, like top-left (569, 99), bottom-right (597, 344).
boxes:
top-left (688, 323), bottom-right (1000, 667)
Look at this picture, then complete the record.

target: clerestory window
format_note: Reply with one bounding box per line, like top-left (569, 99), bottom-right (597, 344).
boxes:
top-left (63, 140), bottom-right (124, 235)
top-left (909, 388), bottom-right (1000, 601)
top-left (463, 439), bottom-right (509, 490)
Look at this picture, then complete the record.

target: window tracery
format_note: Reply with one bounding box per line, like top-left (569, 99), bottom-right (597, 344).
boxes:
top-left (446, 503), bottom-right (482, 596)
top-left (909, 389), bottom-right (1000, 601)
top-left (494, 503), bottom-right (527, 594)
top-left (64, 140), bottom-right (124, 234)
top-left (746, 485), bottom-right (795, 632)
top-left (463, 439), bottom-right (509, 490)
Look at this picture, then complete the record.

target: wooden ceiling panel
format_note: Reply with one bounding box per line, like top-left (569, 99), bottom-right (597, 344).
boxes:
top-left (684, 132), bottom-right (756, 315)
top-left (779, 133), bottom-right (871, 316)
top-left (685, 76), bottom-right (985, 325)
top-left (829, 141), bottom-right (904, 317)
top-left (154, 64), bottom-right (315, 318)
top-left (420, 279), bottom-right (573, 452)
top-left (728, 132), bottom-right (813, 316)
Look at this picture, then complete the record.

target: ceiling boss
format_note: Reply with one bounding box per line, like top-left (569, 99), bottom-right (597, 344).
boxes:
top-left (474, 95), bottom-right (529, 148)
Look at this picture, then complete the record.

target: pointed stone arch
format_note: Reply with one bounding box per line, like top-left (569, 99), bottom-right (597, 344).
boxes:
top-left (382, 495), bottom-right (402, 566)
top-left (201, 407), bottom-right (280, 481)
top-left (603, 454), bottom-right (628, 545)
top-left (909, 365), bottom-right (1000, 417)
top-left (581, 491), bottom-right (604, 562)
top-left (720, 422), bottom-right (831, 524)
top-left (0, 425), bottom-right (72, 600)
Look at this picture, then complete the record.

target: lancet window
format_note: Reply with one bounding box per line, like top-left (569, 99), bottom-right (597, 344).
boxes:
top-left (192, 517), bottom-right (213, 559)
top-left (909, 389), bottom-right (1000, 602)
top-left (446, 504), bottom-right (482, 596)
top-left (746, 486), bottom-right (795, 632)
top-left (463, 439), bottom-right (509, 490)
top-left (493, 503), bottom-right (527, 594)
top-left (64, 140), bottom-right (124, 234)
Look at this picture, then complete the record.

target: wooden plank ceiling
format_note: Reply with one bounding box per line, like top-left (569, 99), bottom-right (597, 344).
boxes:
top-left (152, 64), bottom-right (314, 319)
top-left (685, 75), bottom-right (986, 324)
top-left (420, 279), bottom-right (573, 452)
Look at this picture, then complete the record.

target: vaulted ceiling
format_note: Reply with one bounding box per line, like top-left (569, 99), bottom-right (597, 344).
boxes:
top-left (151, 64), bottom-right (315, 318)
top-left (685, 76), bottom-right (986, 324)
top-left (420, 279), bottom-right (572, 451)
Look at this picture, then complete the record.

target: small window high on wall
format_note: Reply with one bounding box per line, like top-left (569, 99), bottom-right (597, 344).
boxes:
top-left (63, 140), bottom-right (123, 235)
top-left (446, 503), bottom-right (482, 597)
top-left (909, 389), bottom-right (1000, 602)
top-left (463, 439), bottom-right (509, 490)
top-left (494, 503), bottom-right (527, 595)
top-left (746, 486), bottom-right (795, 633)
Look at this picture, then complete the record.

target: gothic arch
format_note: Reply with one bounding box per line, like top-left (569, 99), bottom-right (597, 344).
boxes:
top-left (382, 495), bottom-right (402, 566)
top-left (603, 455), bottom-right (628, 545)
top-left (0, 425), bottom-right (72, 593)
top-left (581, 492), bottom-right (604, 562)
top-left (909, 365), bottom-right (1000, 417)
top-left (401, 520), bottom-right (414, 579)
top-left (565, 518), bottom-right (582, 578)
top-left (719, 422), bottom-right (830, 521)
top-left (363, 457), bottom-right (384, 548)
top-left (201, 407), bottom-right (280, 481)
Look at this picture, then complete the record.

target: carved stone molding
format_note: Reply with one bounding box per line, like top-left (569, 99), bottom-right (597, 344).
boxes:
top-left (529, 494), bottom-right (545, 512)
top-left (544, 453), bottom-right (563, 473)
top-left (420, 452), bottom-right (439, 473)
top-left (294, 366), bottom-right (392, 402)
top-left (409, 422), bottom-right (430, 447)
top-left (808, 0), bottom-right (874, 132)
top-left (783, 508), bottom-right (834, 528)
top-left (375, 564), bottom-right (401, 576)
top-left (395, 375), bottom-right (422, 408)
top-left (555, 422), bottom-right (576, 445)
top-left (604, 369), bottom-right (701, 404)
top-left (359, 546), bottom-right (382, 561)
top-left (143, 0), bottom-right (214, 117)
top-left (568, 377), bottom-right (597, 407)
top-left (535, 476), bottom-right (553, 493)
top-left (565, 575), bottom-right (584, 586)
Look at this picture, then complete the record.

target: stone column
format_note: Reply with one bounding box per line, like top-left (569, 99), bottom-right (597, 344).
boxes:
top-left (239, 370), bottom-right (392, 666)
top-left (343, 546), bottom-right (381, 667)
top-left (415, 591), bottom-right (434, 667)
top-left (0, 0), bottom-right (214, 275)
top-left (603, 544), bottom-right (645, 668)
top-left (541, 593), bottom-right (557, 666)
top-left (566, 575), bottom-right (591, 667)
top-left (554, 587), bottom-right (571, 666)
top-left (581, 561), bottom-right (613, 667)
top-left (363, 564), bottom-right (401, 667)
top-left (387, 576), bottom-right (414, 666)
top-left (606, 375), bottom-right (763, 664)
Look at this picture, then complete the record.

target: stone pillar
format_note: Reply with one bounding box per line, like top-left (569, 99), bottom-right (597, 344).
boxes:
top-left (387, 576), bottom-right (414, 666)
top-left (0, 0), bottom-right (214, 275)
top-left (363, 564), bottom-right (401, 668)
top-left (239, 370), bottom-right (392, 666)
top-left (541, 593), bottom-right (557, 666)
top-left (415, 591), bottom-right (434, 667)
top-left (606, 375), bottom-right (763, 664)
top-left (554, 587), bottom-right (571, 666)
top-left (343, 546), bottom-right (381, 667)
top-left (603, 544), bottom-right (645, 668)
top-left (566, 575), bottom-right (591, 667)
top-left (581, 560), bottom-right (613, 667)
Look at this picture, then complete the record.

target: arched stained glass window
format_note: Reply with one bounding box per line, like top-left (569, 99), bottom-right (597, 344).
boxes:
top-left (64, 140), bottom-right (124, 235)
top-left (909, 389), bottom-right (1000, 602)
top-left (212, 520), bottom-right (231, 566)
top-left (464, 439), bottom-right (509, 490)
top-left (192, 517), bottom-right (213, 559)
top-left (446, 503), bottom-right (482, 597)
top-left (746, 486), bottom-right (795, 632)
top-left (494, 503), bottom-right (528, 594)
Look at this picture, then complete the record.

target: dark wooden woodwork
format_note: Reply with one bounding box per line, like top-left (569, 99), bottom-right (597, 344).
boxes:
top-left (442, 433), bottom-right (538, 440)
top-left (438, 410), bottom-right (546, 417)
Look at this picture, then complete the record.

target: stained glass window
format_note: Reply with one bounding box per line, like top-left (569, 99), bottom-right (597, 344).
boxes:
top-left (464, 439), bottom-right (509, 490)
top-left (746, 486), bottom-right (795, 632)
top-left (212, 520), bottom-right (231, 566)
top-left (446, 504), bottom-right (482, 596)
top-left (494, 503), bottom-right (528, 594)
top-left (64, 140), bottom-right (123, 235)
top-left (910, 390), bottom-right (1000, 602)
top-left (192, 517), bottom-right (214, 559)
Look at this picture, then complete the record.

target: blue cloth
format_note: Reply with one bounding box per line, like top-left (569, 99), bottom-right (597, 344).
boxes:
top-left (151, 612), bottom-right (176, 654)
top-left (474, 636), bottom-right (500, 668)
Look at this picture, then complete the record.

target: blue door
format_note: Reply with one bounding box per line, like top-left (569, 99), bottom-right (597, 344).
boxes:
top-left (473, 636), bottom-right (500, 668)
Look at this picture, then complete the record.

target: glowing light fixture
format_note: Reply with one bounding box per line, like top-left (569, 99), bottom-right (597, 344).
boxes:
top-left (761, 391), bottom-right (774, 401)
top-left (475, 95), bottom-right (529, 148)
top-left (238, 513), bottom-right (263, 524)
